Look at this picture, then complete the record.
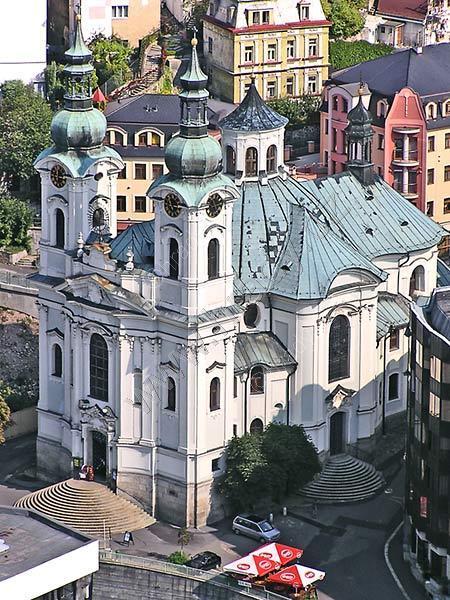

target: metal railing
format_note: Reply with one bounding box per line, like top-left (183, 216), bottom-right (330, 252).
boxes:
top-left (0, 269), bottom-right (37, 291)
top-left (99, 550), bottom-right (288, 600)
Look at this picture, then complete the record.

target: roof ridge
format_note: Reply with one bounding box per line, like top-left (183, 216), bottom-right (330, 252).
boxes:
top-left (105, 95), bottom-right (141, 118)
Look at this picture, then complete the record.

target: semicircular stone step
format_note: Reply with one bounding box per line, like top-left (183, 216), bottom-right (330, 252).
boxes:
top-left (14, 478), bottom-right (155, 537)
top-left (298, 454), bottom-right (385, 503)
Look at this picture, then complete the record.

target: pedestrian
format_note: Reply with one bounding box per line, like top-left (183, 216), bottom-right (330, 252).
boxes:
top-left (123, 531), bottom-right (134, 546)
top-left (111, 468), bottom-right (117, 493)
top-left (79, 464), bottom-right (87, 480)
top-left (87, 465), bottom-right (94, 481)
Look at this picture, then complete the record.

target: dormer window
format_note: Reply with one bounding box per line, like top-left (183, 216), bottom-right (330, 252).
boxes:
top-left (299, 3), bottom-right (310, 20)
top-left (426, 102), bottom-right (437, 120)
top-left (377, 100), bottom-right (388, 118)
top-left (444, 100), bottom-right (450, 116)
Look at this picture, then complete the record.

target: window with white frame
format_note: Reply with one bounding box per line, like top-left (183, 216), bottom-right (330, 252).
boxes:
top-left (307, 74), bottom-right (318, 94)
top-left (287, 39), bottom-right (295, 59)
top-left (431, 355), bottom-right (441, 381)
top-left (299, 3), bottom-right (310, 19)
top-left (416, 340), bottom-right (423, 367)
top-left (430, 392), bottom-right (440, 417)
top-left (267, 81), bottom-right (276, 98)
top-left (308, 37), bottom-right (318, 57)
top-left (267, 43), bottom-right (277, 61)
top-left (112, 6), bottom-right (128, 18)
top-left (426, 103), bottom-right (437, 119)
top-left (286, 77), bottom-right (294, 96)
top-left (244, 45), bottom-right (254, 63)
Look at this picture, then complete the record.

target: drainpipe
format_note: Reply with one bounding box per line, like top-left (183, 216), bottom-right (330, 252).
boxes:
top-left (243, 370), bottom-right (250, 433)
top-left (286, 370), bottom-right (293, 426)
top-left (268, 294), bottom-right (273, 331)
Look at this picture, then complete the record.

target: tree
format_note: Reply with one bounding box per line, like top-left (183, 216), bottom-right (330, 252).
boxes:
top-left (220, 433), bottom-right (271, 510)
top-left (177, 526), bottom-right (192, 550)
top-left (261, 423), bottom-right (321, 500)
top-left (330, 40), bottom-right (393, 70)
top-left (321, 0), bottom-right (365, 39)
top-left (89, 35), bottom-right (133, 89)
top-left (0, 195), bottom-right (33, 251)
top-left (0, 81), bottom-right (52, 187)
top-left (268, 96), bottom-right (321, 127)
top-left (0, 383), bottom-right (12, 444)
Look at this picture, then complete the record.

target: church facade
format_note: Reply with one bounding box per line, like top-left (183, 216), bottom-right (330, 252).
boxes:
top-left (34, 21), bottom-right (444, 526)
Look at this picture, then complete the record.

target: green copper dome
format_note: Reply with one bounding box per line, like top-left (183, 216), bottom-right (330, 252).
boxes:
top-left (51, 108), bottom-right (106, 151)
top-left (165, 134), bottom-right (222, 178)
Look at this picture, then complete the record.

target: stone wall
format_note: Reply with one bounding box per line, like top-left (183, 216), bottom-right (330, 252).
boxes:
top-left (5, 407), bottom-right (37, 440)
top-left (285, 125), bottom-right (320, 156)
top-left (36, 435), bottom-right (72, 481)
top-left (0, 289), bottom-right (38, 318)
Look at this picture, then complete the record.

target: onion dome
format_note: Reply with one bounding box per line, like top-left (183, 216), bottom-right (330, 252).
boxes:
top-left (164, 32), bottom-right (222, 178)
top-left (345, 85), bottom-right (373, 139)
top-left (50, 14), bottom-right (106, 151)
top-left (219, 80), bottom-right (288, 132)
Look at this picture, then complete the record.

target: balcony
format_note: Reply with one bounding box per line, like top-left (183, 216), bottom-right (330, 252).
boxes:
top-left (393, 180), bottom-right (418, 200)
top-left (392, 126), bottom-right (421, 135)
top-left (392, 148), bottom-right (419, 167)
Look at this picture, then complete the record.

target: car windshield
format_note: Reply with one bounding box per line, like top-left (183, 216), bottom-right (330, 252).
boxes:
top-left (259, 520), bottom-right (273, 532)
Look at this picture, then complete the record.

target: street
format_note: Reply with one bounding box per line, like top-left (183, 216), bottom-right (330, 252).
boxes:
top-left (0, 436), bottom-right (426, 600)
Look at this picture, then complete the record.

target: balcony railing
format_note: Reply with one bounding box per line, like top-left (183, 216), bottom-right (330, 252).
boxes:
top-left (392, 148), bottom-right (418, 162)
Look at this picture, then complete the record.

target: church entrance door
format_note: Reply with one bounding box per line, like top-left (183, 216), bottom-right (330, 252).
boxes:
top-left (329, 412), bottom-right (345, 455)
top-left (92, 430), bottom-right (107, 480)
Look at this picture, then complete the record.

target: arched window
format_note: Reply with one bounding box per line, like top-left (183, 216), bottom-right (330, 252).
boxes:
top-left (410, 265), bottom-right (425, 296)
top-left (245, 147), bottom-right (258, 176)
top-left (250, 418), bottom-right (264, 435)
top-left (90, 333), bottom-right (108, 401)
top-left (250, 366), bottom-right (264, 394)
top-left (266, 145), bottom-right (277, 174)
top-left (114, 131), bottom-right (124, 146)
top-left (210, 377), bottom-right (220, 411)
top-left (55, 209), bottom-right (65, 249)
top-left (328, 315), bottom-right (350, 382)
top-left (151, 132), bottom-right (161, 147)
top-left (169, 238), bottom-right (179, 279)
top-left (167, 377), bottom-right (176, 411)
top-left (226, 145), bottom-right (236, 175)
top-left (244, 304), bottom-right (259, 328)
top-left (92, 207), bottom-right (105, 229)
top-left (207, 238), bottom-right (219, 280)
top-left (53, 344), bottom-right (62, 377)
top-left (426, 103), bottom-right (437, 120)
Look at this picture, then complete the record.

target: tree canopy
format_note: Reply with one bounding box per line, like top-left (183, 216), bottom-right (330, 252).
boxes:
top-left (0, 195), bottom-right (33, 251)
top-left (221, 424), bottom-right (320, 510)
top-left (267, 96), bottom-right (321, 127)
top-left (330, 40), bottom-right (393, 70)
top-left (0, 81), bottom-right (52, 186)
top-left (321, 0), bottom-right (365, 39)
top-left (89, 35), bottom-right (133, 89)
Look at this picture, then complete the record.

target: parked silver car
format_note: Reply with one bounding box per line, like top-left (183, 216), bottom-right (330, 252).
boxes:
top-left (232, 514), bottom-right (281, 542)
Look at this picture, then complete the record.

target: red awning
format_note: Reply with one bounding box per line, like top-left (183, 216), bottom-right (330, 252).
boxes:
top-left (268, 564), bottom-right (326, 589)
top-left (92, 87), bottom-right (106, 103)
top-left (223, 553), bottom-right (280, 577)
top-left (250, 542), bottom-right (303, 565)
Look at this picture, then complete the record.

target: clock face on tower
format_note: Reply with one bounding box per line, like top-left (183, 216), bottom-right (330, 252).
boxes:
top-left (206, 193), bottom-right (223, 218)
top-left (164, 193), bottom-right (182, 218)
top-left (50, 164), bottom-right (67, 188)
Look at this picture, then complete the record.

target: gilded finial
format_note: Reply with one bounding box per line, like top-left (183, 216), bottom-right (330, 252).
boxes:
top-left (191, 26), bottom-right (198, 46)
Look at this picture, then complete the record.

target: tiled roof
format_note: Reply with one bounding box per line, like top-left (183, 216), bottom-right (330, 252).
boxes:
top-left (219, 81), bottom-right (288, 132)
top-left (234, 331), bottom-right (297, 373)
top-left (332, 44), bottom-right (450, 98)
top-left (376, 0), bottom-right (427, 22)
top-left (376, 292), bottom-right (410, 340)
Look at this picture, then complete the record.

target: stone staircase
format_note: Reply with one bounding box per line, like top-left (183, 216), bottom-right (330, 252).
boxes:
top-left (14, 479), bottom-right (154, 537)
top-left (299, 454), bottom-right (385, 503)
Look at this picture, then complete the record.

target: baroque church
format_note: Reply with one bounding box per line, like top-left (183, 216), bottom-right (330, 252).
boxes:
top-left (34, 19), bottom-right (443, 526)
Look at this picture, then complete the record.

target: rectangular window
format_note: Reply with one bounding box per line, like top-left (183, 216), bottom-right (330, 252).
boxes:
top-left (267, 43), bottom-right (277, 61)
top-left (428, 136), bottom-right (435, 152)
top-left (416, 340), bottom-right (423, 366)
top-left (427, 201), bottom-right (434, 216)
top-left (389, 329), bottom-right (399, 351)
top-left (233, 424), bottom-right (238, 437)
top-left (300, 4), bottom-right (310, 19)
top-left (138, 132), bottom-right (147, 146)
top-left (286, 77), bottom-right (294, 96)
top-left (429, 392), bottom-right (440, 417)
top-left (308, 37), bottom-right (318, 57)
top-left (428, 168), bottom-right (435, 185)
top-left (446, 133), bottom-right (450, 149)
top-left (445, 165), bottom-right (450, 181)
top-left (388, 373), bottom-right (399, 401)
top-left (267, 81), bottom-right (276, 98)
top-left (252, 10), bottom-right (260, 24)
top-left (208, 37), bottom-right (213, 53)
top-left (152, 164), bottom-right (163, 179)
top-left (324, 119), bottom-right (329, 135)
top-left (117, 195), bottom-right (127, 212)
top-left (444, 198), bottom-right (450, 214)
top-left (134, 196), bottom-right (146, 213)
top-left (134, 163), bottom-right (146, 179)
top-left (307, 75), bottom-right (318, 94)
top-left (151, 132), bottom-right (161, 146)
top-left (244, 45), bottom-right (254, 63)
top-left (212, 458), bottom-right (220, 472)
top-left (378, 134), bottom-right (384, 150)
top-left (112, 5), bottom-right (128, 18)
top-left (233, 376), bottom-right (238, 397)
top-left (118, 165), bottom-right (126, 179)
top-left (430, 355), bottom-right (441, 381)
top-left (287, 39), bottom-right (295, 59)
top-left (262, 10), bottom-right (270, 23)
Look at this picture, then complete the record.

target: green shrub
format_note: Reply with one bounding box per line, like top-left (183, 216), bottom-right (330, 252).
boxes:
top-left (168, 550), bottom-right (190, 565)
top-left (267, 96), bottom-right (321, 127)
top-left (330, 40), bottom-right (393, 71)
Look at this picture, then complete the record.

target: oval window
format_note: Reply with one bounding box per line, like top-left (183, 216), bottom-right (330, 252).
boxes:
top-left (244, 303), bottom-right (259, 328)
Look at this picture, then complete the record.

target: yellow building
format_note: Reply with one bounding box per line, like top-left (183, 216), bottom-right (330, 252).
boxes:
top-left (203, 0), bottom-right (330, 104)
top-left (112, 0), bottom-right (160, 47)
top-left (104, 94), bottom-right (181, 228)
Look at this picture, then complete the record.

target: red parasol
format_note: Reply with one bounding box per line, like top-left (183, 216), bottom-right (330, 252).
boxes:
top-left (223, 553), bottom-right (280, 577)
top-left (250, 542), bottom-right (303, 565)
top-left (92, 87), bottom-right (106, 103)
top-left (268, 564), bottom-right (326, 589)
